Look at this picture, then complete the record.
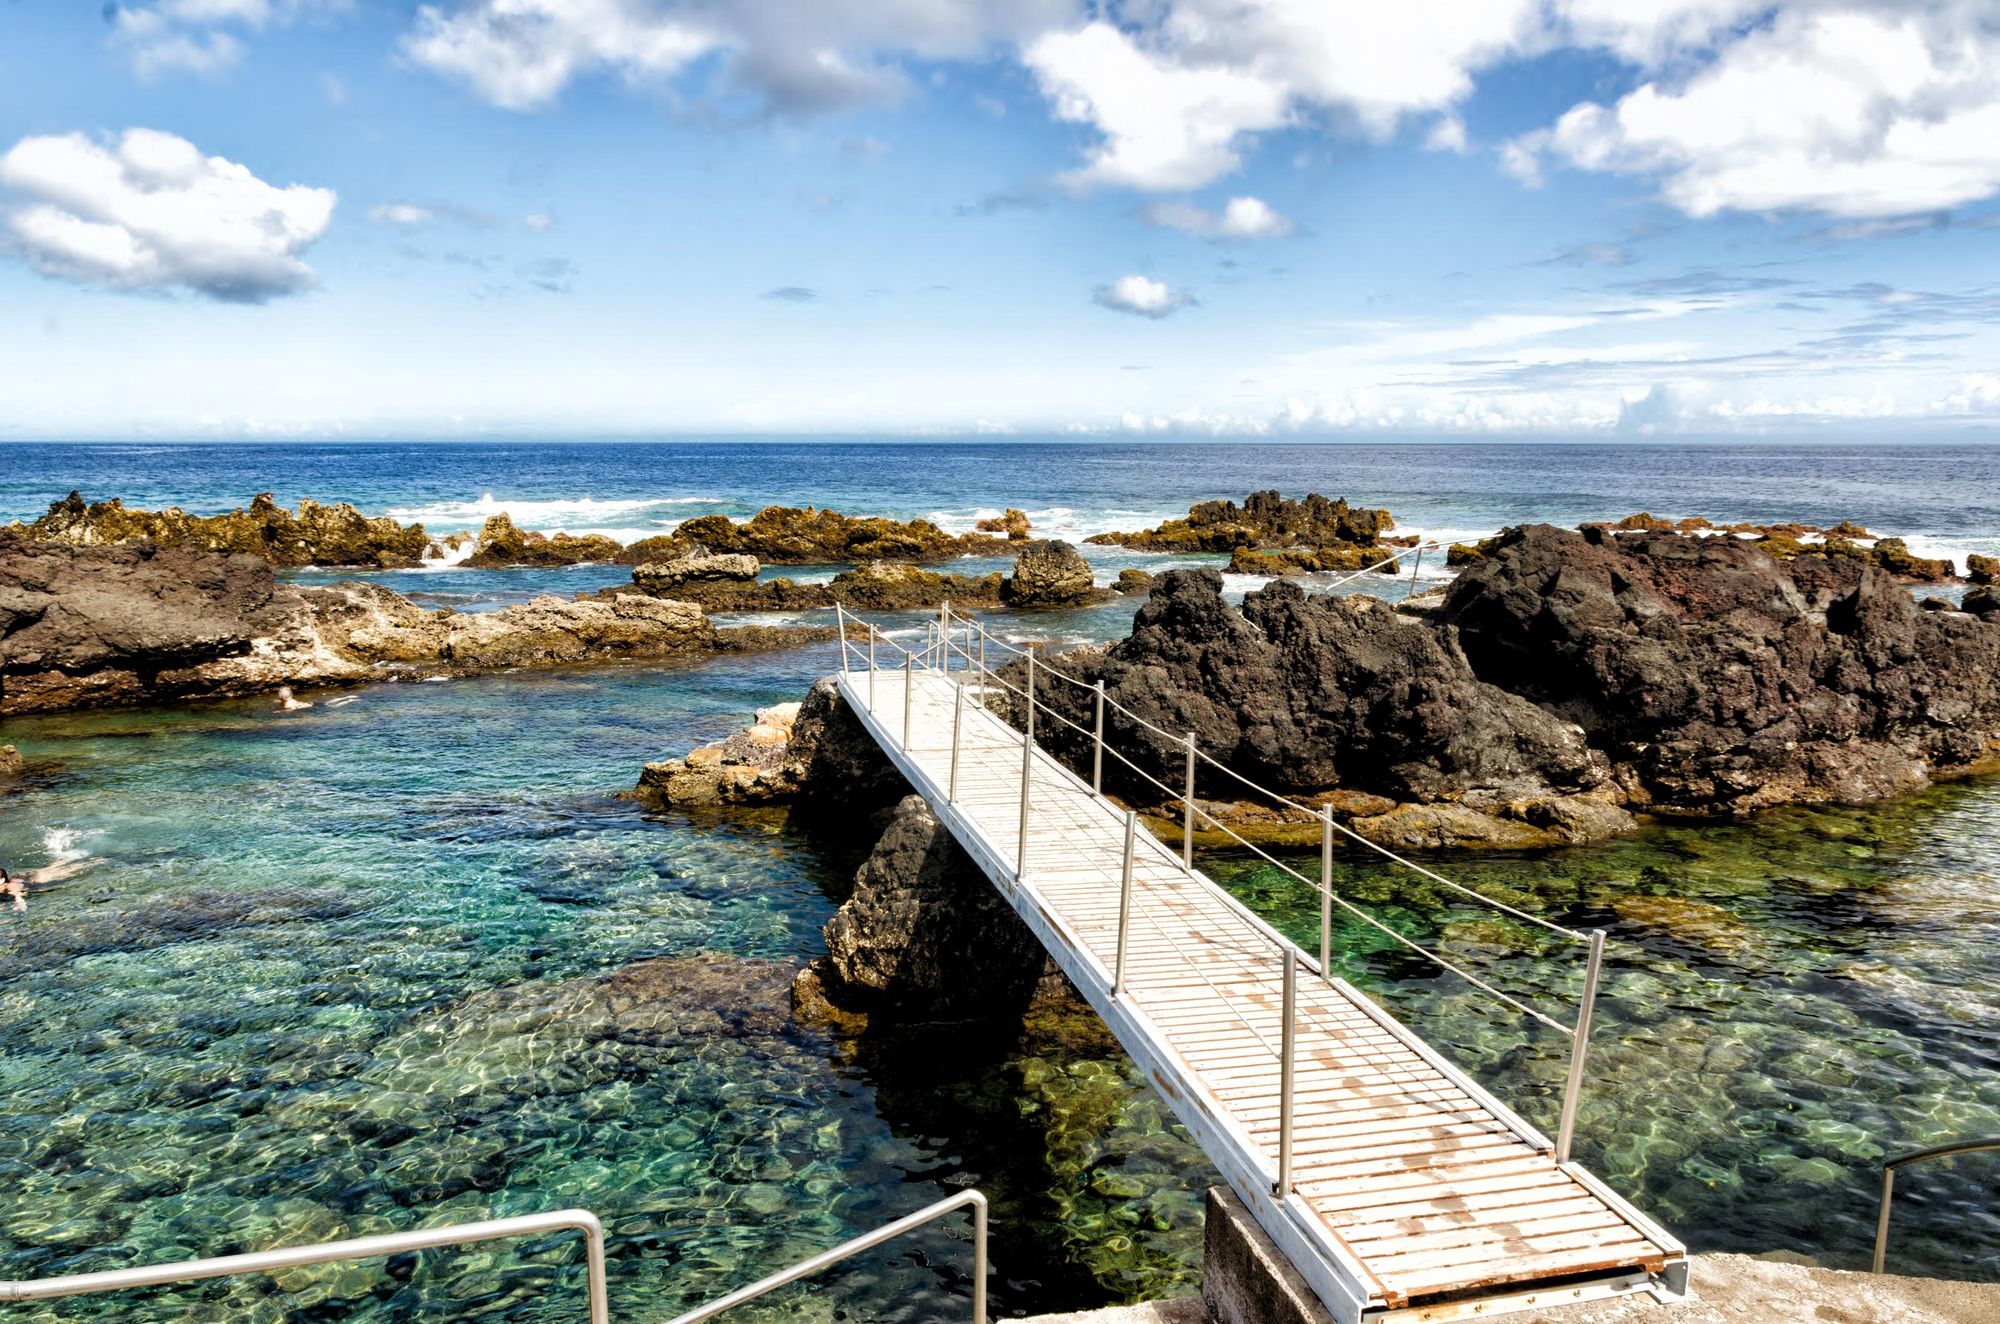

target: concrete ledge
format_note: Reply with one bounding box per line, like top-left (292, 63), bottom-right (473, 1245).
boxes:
top-left (1018, 1301), bottom-right (1208, 1324)
top-left (1202, 1186), bottom-right (1336, 1324)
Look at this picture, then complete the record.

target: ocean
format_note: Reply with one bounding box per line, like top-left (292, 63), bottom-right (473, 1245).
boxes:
top-left (2, 440), bottom-right (1997, 1320)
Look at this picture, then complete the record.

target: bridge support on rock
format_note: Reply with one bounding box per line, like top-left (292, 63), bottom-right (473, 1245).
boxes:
top-left (834, 602), bottom-right (1688, 1323)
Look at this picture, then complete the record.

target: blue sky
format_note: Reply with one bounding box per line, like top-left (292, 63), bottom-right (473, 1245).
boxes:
top-left (1, 1), bottom-right (1997, 440)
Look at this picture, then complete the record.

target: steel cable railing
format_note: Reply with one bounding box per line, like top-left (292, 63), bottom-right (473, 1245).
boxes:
top-left (834, 591), bottom-right (1611, 1181)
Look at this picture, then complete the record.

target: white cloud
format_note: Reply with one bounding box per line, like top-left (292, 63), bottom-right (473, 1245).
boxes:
top-left (368, 203), bottom-right (435, 226)
top-left (0, 129), bottom-right (335, 302)
top-left (403, 0), bottom-right (1072, 114)
top-left (1094, 273), bottom-right (1195, 319)
top-left (524, 211), bottom-right (555, 232)
top-left (1142, 194), bottom-right (1296, 238)
top-left (111, 0), bottom-right (342, 79)
top-left (1424, 115), bottom-right (1468, 153)
top-left (1510, 5), bottom-right (2000, 219)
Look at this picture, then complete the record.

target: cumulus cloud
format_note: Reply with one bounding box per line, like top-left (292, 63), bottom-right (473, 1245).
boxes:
top-left (110, 0), bottom-right (342, 79)
top-left (1094, 274), bottom-right (1195, 319)
top-left (0, 128), bottom-right (335, 302)
top-left (403, 0), bottom-right (1072, 114)
top-left (1508, 4), bottom-right (2000, 219)
top-left (1141, 195), bottom-right (1296, 239)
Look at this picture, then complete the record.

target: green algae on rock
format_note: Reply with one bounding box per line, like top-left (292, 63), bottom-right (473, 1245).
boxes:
top-left (14, 490), bottom-right (437, 567)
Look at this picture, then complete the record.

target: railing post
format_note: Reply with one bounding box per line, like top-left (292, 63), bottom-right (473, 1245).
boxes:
top-left (1113, 810), bottom-right (1136, 997)
top-left (950, 682), bottom-right (964, 802)
top-left (1554, 928), bottom-right (1606, 1165)
top-left (1092, 681), bottom-right (1105, 794)
top-left (867, 625), bottom-right (877, 708)
top-left (1182, 732), bottom-right (1197, 869)
top-left (971, 1192), bottom-right (989, 1324)
top-left (1319, 804), bottom-right (1333, 979)
top-left (903, 652), bottom-right (914, 748)
top-left (978, 625), bottom-right (987, 703)
top-left (1409, 545), bottom-right (1423, 593)
top-left (1018, 650), bottom-right (1035, 882)
top-left (836, 603), bottom-right (849, 672)
top-left (1276, 946), bottom-right (1297, 1195)
top-left (1873, 1167), bottom-right (1897, 1274)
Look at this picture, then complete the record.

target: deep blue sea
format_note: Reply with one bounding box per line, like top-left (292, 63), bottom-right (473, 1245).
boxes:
top-left (2, 441), bottom-right (1997, 1320)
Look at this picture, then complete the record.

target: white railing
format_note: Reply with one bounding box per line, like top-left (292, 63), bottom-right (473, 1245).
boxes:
top-left (835, 592), bottom-right (1609, 1190)
top-left (1, 1194), bottom-right (991, 1323)
top-left (0, 1210), bottom-right (611, 1319)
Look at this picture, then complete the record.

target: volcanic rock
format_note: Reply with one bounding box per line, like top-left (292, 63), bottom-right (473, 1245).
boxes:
top-left (462, 513), bottom-right (623, 568)
top-left (977, 508), bottom-right (1034, 539)
top-left (13, 491), bottom-right (437, 568)
top-left (644, 505), bottom-right (1006, 565)
top-left (0, 745), bottom-right (22, 784)
top-left (1002, 540), bottom-right (1108, 607)
top-left (1968, 553), bottom-right (2000, 585)
top-left (1087, 490), bottom-right (1392, 554)
top-left (1439, 523), bottom-right (2000, 816)
top-left (631, 547), bottom-right (761, 593)
top-left (1113, 569), bottom-right (1155, 595)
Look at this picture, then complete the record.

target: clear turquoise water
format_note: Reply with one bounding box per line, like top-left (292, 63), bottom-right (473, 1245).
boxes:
top-left (4, 441), bottom-right (2000, 1317)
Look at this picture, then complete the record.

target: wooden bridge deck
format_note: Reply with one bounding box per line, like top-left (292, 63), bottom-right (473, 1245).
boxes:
top-left (838, 665), bottom-right (1686, 1322)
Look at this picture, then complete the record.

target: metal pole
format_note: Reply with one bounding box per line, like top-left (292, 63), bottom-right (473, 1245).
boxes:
top-left (1092, 681), bottom-right (1105, 794)
top-left (950, 682), bottom-right (964, 802)
top-left (868, 625), bottom-right (877, 708)
top-left (1319, 805), bottom-right (1333, 979)
top-left (1554, 928), bottom-right (1607, 1165)
top-left (903, 652), bottom-right (914, 748)
top-left (1182, 732), bottom-right (1197, 869)
top-left (940, 601), bottom-right (951, 672)
top-left (978, 625), bottom-right (987, 704)
top-left (1276, 947), bottom-right (1297, 1195)
top-left (1409, 546), bottom-right (1423, 593)
top-left (1873, 1168), bottom-right (1897, 1274)
top-left (836, 603), bottom-right (849, 672)
top-left (1018, 650), bottom-right (1035, 881)
top-left (1113, 811), bottom-right (1136, 997)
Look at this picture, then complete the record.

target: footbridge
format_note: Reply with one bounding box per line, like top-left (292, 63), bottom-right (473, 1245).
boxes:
top-left (833, 599), bottom-right (1688, 1324)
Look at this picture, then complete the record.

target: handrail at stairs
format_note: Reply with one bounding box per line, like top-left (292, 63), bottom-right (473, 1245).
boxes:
top-left (832, 596), bottom-right (1612, 1183)
top-left (1874, 1136), bottom-right (2000, 1273)
top-left (0, 1209), bottom-right (610, 1319)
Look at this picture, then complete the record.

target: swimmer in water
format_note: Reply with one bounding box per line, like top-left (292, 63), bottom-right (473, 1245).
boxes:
top-left (275, 686), bottom-right (314, 712)
top-left (1, 855), bottom-right (90, 912)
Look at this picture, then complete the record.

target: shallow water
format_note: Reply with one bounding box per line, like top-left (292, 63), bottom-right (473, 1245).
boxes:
top-left (4, 440), bottom-right (2000, 1317)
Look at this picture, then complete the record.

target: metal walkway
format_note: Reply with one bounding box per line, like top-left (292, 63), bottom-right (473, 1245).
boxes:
top-left (835, 601), bottom-right (1687, 1324)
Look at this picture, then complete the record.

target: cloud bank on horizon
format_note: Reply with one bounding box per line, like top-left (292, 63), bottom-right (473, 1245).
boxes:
top-left (1, 0), bottom-right (1998, 438)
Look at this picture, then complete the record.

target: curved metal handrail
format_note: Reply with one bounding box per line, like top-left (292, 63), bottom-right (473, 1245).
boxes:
top-left (1873, 1136), bottom-right (2000, 1273)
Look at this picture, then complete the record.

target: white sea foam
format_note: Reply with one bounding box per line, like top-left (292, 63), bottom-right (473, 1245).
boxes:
top-left (386, 493), bottom-right (726, 535)
top-left (925, 504), bottom-right (1185, 542)
top-left (41, 826), bottom-right (92, 862)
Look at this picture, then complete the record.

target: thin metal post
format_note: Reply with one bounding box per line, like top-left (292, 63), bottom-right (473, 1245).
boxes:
top-left (1182, 732), bottom-right (1197, 869)
top-left (939, 601), bottom-right (950, 672)
top-left (978, 625), bottom-right (988, 704)
top-left (1554, 928), bottom-right (1607, 1165)
top-left (1092, 681), bottom-right (1105, 793)
top-left (903, 652), bottom-right (914, 748)
top-left (1113, 811), bottom-right (1136, 997)
top-left (1409, 546), bottom-right (1423, 593)
top-left (1873, 1168), bottom-right (1897, 1273)
top-left (1018, 650), bottom-right (1035, 881)
top-left (867, 625), bottom-right (876, 708)
top-left (836, 603), bottom-right (849, 672)
top-left (950, 682), bottom-right (964, 802)
top-left (1319, 805), bottom-right (1333, 979)
top-left (1276, 947), bottom-right (1297, 1195)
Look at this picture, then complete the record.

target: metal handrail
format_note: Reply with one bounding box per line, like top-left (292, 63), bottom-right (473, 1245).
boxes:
top-left (663, 1190), bottom-right (988, 1324)
top-left (0, 1209), bottom-right (609, 1320)
top-left (1873, 1136), bottom-right (2000, 1273)
top-left (839, 599), bottom-right (1612, 1176)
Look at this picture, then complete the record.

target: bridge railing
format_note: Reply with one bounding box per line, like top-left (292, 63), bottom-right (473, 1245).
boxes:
top-left (834, 591), bottom-right (1608, 1190)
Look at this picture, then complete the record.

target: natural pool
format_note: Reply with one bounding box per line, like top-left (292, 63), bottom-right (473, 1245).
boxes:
top-left (3, 629), bottom-right (1997, 1321)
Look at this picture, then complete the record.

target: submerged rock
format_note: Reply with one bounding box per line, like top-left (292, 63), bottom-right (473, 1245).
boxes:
top-left (13, 491), bottom-right (435, 568)
top-left (0, 744), bottom-right (23, 788)
top-left (1002, 540), bottom-right (1109, 607)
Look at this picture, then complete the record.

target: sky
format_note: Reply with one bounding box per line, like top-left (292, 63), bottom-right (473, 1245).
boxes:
top-left (0, 1), bottom-right (1998, 441)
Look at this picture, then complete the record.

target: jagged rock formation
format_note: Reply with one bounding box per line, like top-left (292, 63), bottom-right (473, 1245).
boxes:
top-left (1113, 569), bottom-right (1156, 595)
top-left (1087, 491), bottom-right (1392, 561)
top-left (794, 795), bottom-right (1048, 1021)
top-left (13, 491), bottom-right (436, 568)
top-left (0, 744), bottom-right (23, 788)
top-left (1969, 553), bottom-right (1999, 584)
top-left (1001, 540), bottom-right (1110, 607)
top-left (630, 505), bottom-right (1007, 565)
top-left (1439, 523), bottom-right (2000, 817)
top-left (976, 508), bottom-right (1033, 538)
top-left (631, 548), bottom-right (761, 594)
top-left (461, 513), bottom-right (622, 568)
top-left (0, 531), bottom-right (763, 715)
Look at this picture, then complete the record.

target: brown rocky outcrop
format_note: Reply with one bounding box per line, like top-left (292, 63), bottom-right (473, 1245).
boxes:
top-left (461, 513), bottom-right (623, 568)
top-left (1967, 553), bottom-right (2000, 584)
top-left (1439, 523), bottom-right (2000, 816)
top-left (976, 508), bottom-right (1033, 539)
top-left (1000, 540), bottom-right (1110, 607)
top-left (1113, 569), bottom-right (1156, 595)
top-left (0, 532), bottom-right (735, 715)
top-left (14, 491), bottom-right (436, 568)
top-left (633, 506), bottom-right (1007, 565)
top-left (1087, 491), bottom-right (1392, 555)
top-left (0, 744), bottom-right (23, 788)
